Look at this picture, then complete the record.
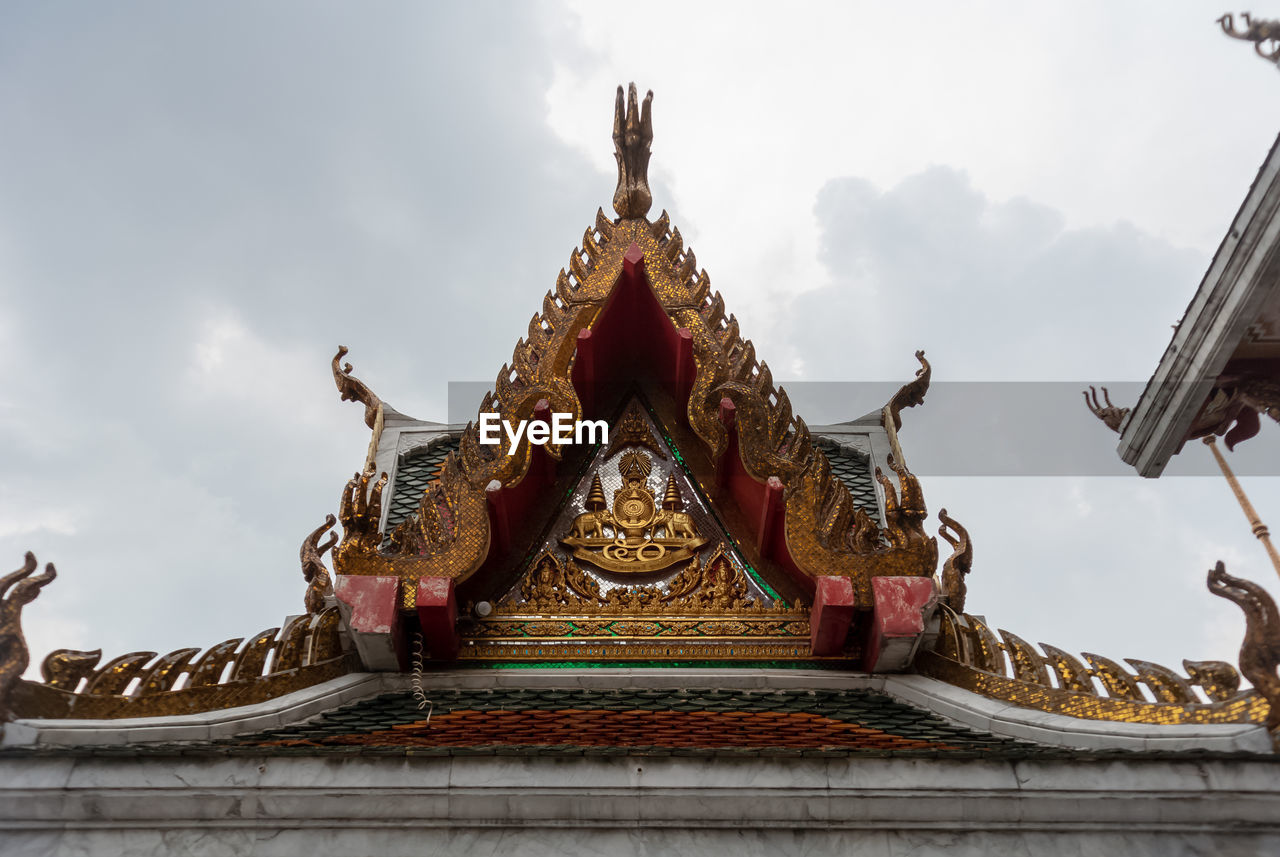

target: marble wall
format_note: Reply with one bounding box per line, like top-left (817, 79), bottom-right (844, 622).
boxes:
top-left (3, 752), bottom-right (1278, 856)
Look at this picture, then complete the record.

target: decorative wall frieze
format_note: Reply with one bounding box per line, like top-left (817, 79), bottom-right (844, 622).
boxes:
top-left (456, 547), bottom-right (814, 661)
top-left (496, 548), bottom-right (798, 617)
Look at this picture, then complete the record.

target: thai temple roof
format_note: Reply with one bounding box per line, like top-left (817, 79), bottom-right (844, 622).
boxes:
top-left (3, 79), bottom-right (1280, 853)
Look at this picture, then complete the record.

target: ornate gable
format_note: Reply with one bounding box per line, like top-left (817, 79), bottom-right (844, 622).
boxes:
top-left (462, 395), bottom-right (814, 662)
top-left (329, 85), bottom-right (939, 667)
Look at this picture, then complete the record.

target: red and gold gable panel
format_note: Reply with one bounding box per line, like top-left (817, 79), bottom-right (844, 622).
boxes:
top-left (458, 398), bottom-right (821, 662)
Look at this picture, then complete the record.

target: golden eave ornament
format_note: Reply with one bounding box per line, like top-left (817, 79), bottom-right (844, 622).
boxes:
top-left (612, 82), bottom-right (654, 220)
top-left (560, 451), bottom-right (708, 574)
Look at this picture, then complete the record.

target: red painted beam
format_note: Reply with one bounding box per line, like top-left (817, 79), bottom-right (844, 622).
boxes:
top-left (574, 328), bottom-right (595, 418)
top-left (622, 241), bottom-right (645, 280)
top-left (716, 398), bottom-right (737, 490)
top-left (532, 398), bottom-right (556, 481)
top-left (416, 576), bottom-right (459, 661)
top-left (756, 476), bottom-right (785, 560)
top-left (810, 576), bottom-right (856, 656)
top-left (333, 574), bottom-right (402, 671)
top-left (863, 576), bottom-right (939, 673)
top-left (674, 327), bottom-right (694, 419)
top-left (486, 480), bottom-right (511, 556)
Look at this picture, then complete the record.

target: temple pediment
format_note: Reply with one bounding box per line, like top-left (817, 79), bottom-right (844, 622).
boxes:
top-left (458, 396), bottom-right (815, 662)
top-left (326, 153), bottom-right (942, 666)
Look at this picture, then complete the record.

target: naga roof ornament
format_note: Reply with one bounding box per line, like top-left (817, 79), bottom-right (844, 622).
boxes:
top-left (331, 345), bottom-right (382, 431)
top-left (0, 554), bottom-right (55, 728)
top-left (1219, 12), bottom-right (1280, 66)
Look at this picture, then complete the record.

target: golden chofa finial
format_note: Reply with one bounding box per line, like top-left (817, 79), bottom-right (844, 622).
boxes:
top-left (1218, 12), bottom-right (1280, 64)
top-left (612, 82), bottom-right (654, 220)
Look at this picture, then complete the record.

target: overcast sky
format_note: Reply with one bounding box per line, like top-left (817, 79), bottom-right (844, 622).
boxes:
top-left (3, 2), bottom-right (1279, 682)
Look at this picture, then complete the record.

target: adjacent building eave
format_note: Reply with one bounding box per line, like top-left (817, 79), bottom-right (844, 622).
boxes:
top-left (1118, 131), bottom-right (1280, 476)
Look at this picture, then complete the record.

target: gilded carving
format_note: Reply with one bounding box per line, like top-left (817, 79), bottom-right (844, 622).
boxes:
top-left (301, 514), bottom-right (338, 615)
top-left (337, 465), bottom-right (388, 554)
top-left (612, 82), bottom-right (654, 219)
top-left (938, 509), bottom-right (972, 613)
top-left (921, 608), bottom-right (1270, 727)
top-left (331, 345), bottom-right (383, 430)
top-left (464, 545), bottom-right (811, 659)
top-left (604, 402), bottom-right (668, 460)
top-left (884, 350), bottom-right (931, 434)
top-left (1183, 659), bottom-right (1241, 702)
top-left (12, 607), bottom-right (350, 721)
top-left (458, 544), bottom-right (808, 665)
top-left (1192, 375), bottom-right (1280, 451)
top-left (501, 548), bottom-right (783, 618)
top-left (560, 453), bottom-right (708, 574)
top-left (1092, 373), bottom-right (1280, 453)
top-left (41, 649), bottom-right (102, 691)
top-left (459, 639), bottom-right (820, 662)
top-left (877, 455), bottom-right (930, 551)
top-left (1, 553), bottom-right (56, 724)
top-left (1207, 560), bottom-right (1280, 731)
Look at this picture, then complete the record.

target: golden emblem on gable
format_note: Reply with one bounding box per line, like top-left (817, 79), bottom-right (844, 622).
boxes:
top-left (561, 451), bottom-right (707, 574)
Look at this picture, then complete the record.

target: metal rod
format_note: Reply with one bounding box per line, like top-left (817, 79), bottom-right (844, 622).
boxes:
top-left (1204, 436), bottom-right (1280, 581)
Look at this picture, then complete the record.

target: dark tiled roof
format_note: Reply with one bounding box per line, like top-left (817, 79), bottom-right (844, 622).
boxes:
top-left (817, 440), bottom-right (879, 515)
top-left (385, 437), bottom-right (460, 536)
top-left (231, 688), bottom-right (1030, 755)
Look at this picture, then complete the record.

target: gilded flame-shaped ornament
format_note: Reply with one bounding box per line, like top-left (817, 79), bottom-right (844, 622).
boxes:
top-left (612, 82), bottom-right (654, 220)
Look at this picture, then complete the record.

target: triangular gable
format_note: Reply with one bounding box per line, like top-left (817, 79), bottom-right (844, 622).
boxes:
top-left (332, 212), bottom-right (937, 604)
top-left (458, 396), bottom-right (814, 662)
top-left (329, 84), bottom-right (938, 666)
